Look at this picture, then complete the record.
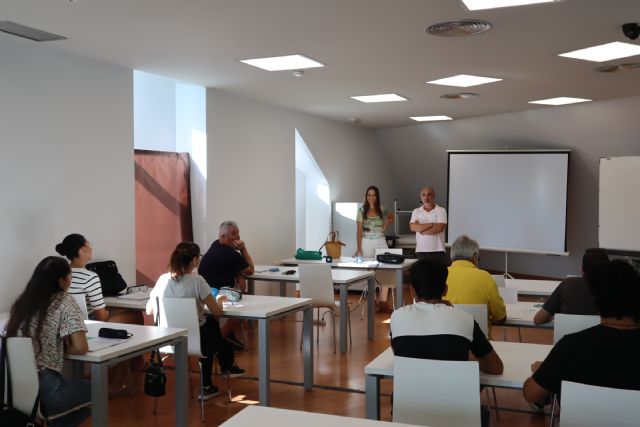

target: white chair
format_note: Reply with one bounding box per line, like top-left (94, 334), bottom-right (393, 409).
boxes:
top-left (560, 381), bottom-right (640, 427)
top-left (70, 293), bottom-right (89, 320)
top-left (455, 304), bottom-right (489, 337)
top-left (299, 263), bottom-right (352, 353)
top-left (492, 274), bottom-right (506, 288)
top-left (553, 314), bottom-right (600, 344)
top-left (357, 248), bottom-right (400, 318)
top-left (156, 297), bottom-right (222, 421)
top-left (5, 337), bottom-right (41, 420)
top-left (547, 314), bottom-right (601, 425)
top-left (393, 356), bottom-right (481, 427)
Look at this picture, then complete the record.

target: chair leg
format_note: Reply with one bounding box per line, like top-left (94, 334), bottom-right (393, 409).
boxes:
top-left (549, 394), bottom-right (558, 427)
top-left (198, 360), bottom-right (204, 423)
top-left (240, 321), bottom-right (248, 351)
top-left (225, 371), bottom-right (232, 403)
top-left (491, 386), bottom-right (500, 420)
top-left (348, 305), bottom-right (352, 346)
top-left (331, 309), bottom-right (337, 353)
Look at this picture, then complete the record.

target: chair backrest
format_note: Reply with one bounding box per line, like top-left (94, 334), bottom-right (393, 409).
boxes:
top-left (157, 297), bottom-right (203, 357)
top-left (393, 356), bottom-right (480, 427)
top-left (299, 264), bottom-right (336, 307)
top-left (491, 274), bottom-right (506, 288)
top-left (70, 293), bottom-right (89, 320)
top-left (560, 381), bottom-right (640, 427)
top-left (553, 314), bottom-right (600, 344)
top-left (455, 304), bottom-right (489, 337)
top-left (375, 248), bottom-right (403, 256)
top-left (5, 337), bottom-right (40, 416)
top-left (498, 286), bottom-right (518, 304)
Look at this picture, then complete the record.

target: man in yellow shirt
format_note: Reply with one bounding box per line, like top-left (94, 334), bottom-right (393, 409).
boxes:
top-left (445, 235), bottom-right (506, 338)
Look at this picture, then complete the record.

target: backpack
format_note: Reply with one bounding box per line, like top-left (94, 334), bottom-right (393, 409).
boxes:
top-left (85, 260), bottom-right (128, 296)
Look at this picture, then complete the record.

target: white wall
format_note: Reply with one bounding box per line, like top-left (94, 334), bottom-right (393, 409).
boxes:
top-left (133, 71), bottom-right (176, 152)
top-left (374, 96), bottom-right (640, 277)
top-left (206, 90), bottom-right (396, 264)
top-left (0, 37), bottom-right (134, 311)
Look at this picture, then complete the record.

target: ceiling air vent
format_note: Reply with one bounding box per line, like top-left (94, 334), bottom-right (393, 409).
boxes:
top-left (594, 63), bottom-right (640, 73)
top-left (440, 92), bottom-right (480, 99)
top-left (0, 21), bottom-right (66, 42)
top-left (427, 20), bottom-right (492, 37)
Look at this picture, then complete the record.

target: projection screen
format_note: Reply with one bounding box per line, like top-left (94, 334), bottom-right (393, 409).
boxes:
top-left (447, 150), bottom-right (570, 255)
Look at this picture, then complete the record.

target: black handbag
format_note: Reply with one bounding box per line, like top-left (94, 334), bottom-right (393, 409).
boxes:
top-left (86, 260), bottom-right (128, 296)
top-left (376, 252), bottom-right (406, 264)
top-left (0, 337), bottom-right (40, 426)
top-left (144, 350), bottom-right (167, 397)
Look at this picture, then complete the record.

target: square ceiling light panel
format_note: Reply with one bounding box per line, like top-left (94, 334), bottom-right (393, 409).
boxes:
top-left (410, 116), bottom-right (453, 122)
top-left (460, 0), bottom-right (559, 10)
top-left (240, 54), bottom-right (325, 71)
top-left (350, 94), bottom-right (408, 103)
top-left (427, 74), bottom-right (502, 87)
top-left (528, 97), bottom-right (591, 105)
top-left (559, 42), bottom-right (640, 62)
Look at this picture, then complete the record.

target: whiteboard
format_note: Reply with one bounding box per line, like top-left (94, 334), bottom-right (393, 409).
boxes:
top-left (447, 151), bottom-right (569, 254)
top-left (599, 156), bottom-right (640, 253)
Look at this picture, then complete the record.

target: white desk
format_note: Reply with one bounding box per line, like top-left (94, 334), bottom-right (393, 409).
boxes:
top-left (104, 293), bottom-right (314, 406)
top-left (364, 341), bottom-right (552, 420)
top-left (221, 405), bottom-right (426, 427)
top-left (505, 278), bottom-right (560, 297)
top-left (247, 265), bottom-right (376, 354)
top-left (65, 321), bottom-right (188, 427)
top-left (504, 301), bottom-right (553, 329)
top-left (279, 257), bottom-right (417, 310)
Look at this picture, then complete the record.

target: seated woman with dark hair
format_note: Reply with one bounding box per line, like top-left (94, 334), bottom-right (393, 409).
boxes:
top-left (5, 256), bottom-right (91, 427)
top-left (524, 259), bottom-right (640, 405)
top-left (146, 241), bottom-right (245, 400)
top-left (55, 233), bottom-right (109, 321)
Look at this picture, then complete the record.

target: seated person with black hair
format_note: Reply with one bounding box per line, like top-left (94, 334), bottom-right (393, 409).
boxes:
top-left (533, 248), bottom-right (609, 324)
top-left (391, 259), bottom-right (503, 426)
top-left (524, 260), bottom-right (640, 405)
top-left (391, 258), bottom-right (503, 372)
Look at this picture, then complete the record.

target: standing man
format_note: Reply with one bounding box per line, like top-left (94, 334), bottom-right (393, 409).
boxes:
top-left (199, 220), bottom-right (255, 349)
top-left (410, 187), bottom-right (449, 264)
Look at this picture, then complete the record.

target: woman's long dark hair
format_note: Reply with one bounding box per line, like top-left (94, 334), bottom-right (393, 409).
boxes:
top-left (362, 185), bottom-right (383, 219)
top-left (5, 257), bottom-right (71, 353)
top-left (168, 242), bottom-right (200, 280)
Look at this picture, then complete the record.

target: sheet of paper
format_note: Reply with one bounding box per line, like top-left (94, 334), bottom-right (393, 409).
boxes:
top-left (506, 305), bottom-right (526, 319)
top-left (87, 336), bottom-right (130, 352)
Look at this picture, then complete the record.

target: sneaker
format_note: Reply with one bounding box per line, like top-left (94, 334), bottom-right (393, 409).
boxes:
top-left (226, 333), bottom-right (245, 352)
top-left (529, 401), bottom-right (545, 414)
top-left (221, 364), bottom-right (246, 378)
top-left (197, 385), bottom-right (220, 401)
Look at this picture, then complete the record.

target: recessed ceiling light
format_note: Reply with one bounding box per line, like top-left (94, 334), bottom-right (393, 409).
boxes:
top-left (410, 116), bottom-right (453, 122)
top-left (239, 54), bottom-right (324, 71)
top-left (460, 0), bottom-right (558, 11)
top-left (350, 94), bottom-right (408, 103)
top-left (528, 97), bottom-right (592, 106)
top-left (559, 42), bottom-right (640, 63)
top-left (427, 74), bottom-right (502, 87)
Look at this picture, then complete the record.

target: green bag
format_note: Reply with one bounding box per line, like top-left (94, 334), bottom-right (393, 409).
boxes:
top-left (295, 248), bottom-right (322, 260)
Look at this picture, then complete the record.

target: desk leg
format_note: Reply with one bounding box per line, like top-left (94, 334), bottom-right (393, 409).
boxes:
top-left (279, 280), bottom-right (286, 297)
top-left (248, 278), bottom-right (255, 295)
top-left (395, 269), bottom-right (403, 309)
top-left (258, 318), bottom-right (270, 406)
top-left (174, 336), bottom-right (189, 425)
top-left (339, 283), bottom-right (348, 354)
top-left (367, 276), bottom-right (375, 340)
top-left (365, 374), bottom-right (381, 420)
top-left (90, 363), bottom-right (109, 427)
top-left (302, 305), bottom-right (314, 390)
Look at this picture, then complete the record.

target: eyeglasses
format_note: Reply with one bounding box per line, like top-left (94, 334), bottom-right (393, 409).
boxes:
top-left (84, 241), bottom-right (92, 247)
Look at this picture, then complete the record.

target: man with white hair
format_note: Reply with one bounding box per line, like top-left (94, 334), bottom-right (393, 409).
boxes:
top-left (199, 221), bottom-right (255, 350)
top-left (444, 235), bottom-right (506, 338)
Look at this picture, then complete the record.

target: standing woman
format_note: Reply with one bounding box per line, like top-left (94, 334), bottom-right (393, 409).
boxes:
top-left (5, 256), bottom-right (91, 427)
top-left (356, 186), bottom-right (395, 312)
top-left (146, 242), bottom-right (245, 400)
top-left (55, 233), bottom-right (108, 321)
